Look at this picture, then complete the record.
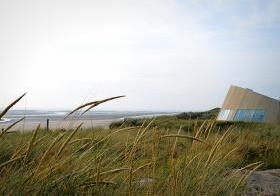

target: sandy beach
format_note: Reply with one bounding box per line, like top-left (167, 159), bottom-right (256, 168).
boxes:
top-left (0, 110), bottom-right (178, 132)
top-left (0, 118), bottom-right (122, 132)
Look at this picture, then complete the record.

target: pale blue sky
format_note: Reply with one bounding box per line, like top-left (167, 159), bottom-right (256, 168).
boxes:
top-left (0, 0), bottom-right (279, 111)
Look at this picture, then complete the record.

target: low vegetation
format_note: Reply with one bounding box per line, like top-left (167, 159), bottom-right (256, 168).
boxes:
top-left (111, 115), bottom-right (280, 170)
top-left (176, 107), bottom-right (220, 120)
top-left (0, 95), bottom-right (279, 195)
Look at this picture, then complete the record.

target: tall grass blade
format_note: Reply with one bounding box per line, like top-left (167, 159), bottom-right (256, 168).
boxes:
top-left (232, 162), bottom-right (263, 194)
top-left (56, 123), bottom-right (83, 158)
top-left (35, 133), bottom-right (65, 173)
top-left (65, 95), bottom-right (125, 119)
top-left (81, 95), bottom-right (125, 115)
top-left (0, 156), bottom-right (24, 170)
top-left (24, 123), bottom-right (40, 163)
top-left (171, 126), bottom-right (182, 158)
top-left (0, 93), bottom-right (26, 120)
top-left (0, 117), bottom-right (25, 138)
top-left (205, 126), bottom-right (233, 167)
top-left (161, 134), bottom-right (206, 144)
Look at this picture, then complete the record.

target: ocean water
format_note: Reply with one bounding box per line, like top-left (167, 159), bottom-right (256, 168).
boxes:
top-left (0, 110), bottom-right (177, 125)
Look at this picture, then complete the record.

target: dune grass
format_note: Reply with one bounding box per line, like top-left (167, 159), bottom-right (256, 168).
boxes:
top-left (1, 120), bottom-right (279, 194)
top-left (0, 95), bottom-right (279, 195)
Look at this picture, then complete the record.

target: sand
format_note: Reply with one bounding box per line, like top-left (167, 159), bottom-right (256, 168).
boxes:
top-left (0, 118), bottom-right (122, 132)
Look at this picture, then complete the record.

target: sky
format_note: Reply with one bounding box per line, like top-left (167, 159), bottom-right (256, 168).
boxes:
top-left (0, 0), bottom-right (279, 111)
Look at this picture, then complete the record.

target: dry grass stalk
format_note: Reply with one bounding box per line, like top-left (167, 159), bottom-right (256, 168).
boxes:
top-left (35, 133), bottom-right (65, 173)
top-left (160, 134), bottom-right (206, 144)
top-left (237, 161), bottom-right (263, 171)
top-left (193, 120), bottom-right (198, 133)
top-left (37, 157), bottom-right (73, 181)
top-left (0, 156), bottom-right (24, 170)
top-left (24, 124), bottom-right (40, 163)
top-left (128, 119), bottom-right (154, 161)
top-left (69, 138), bottom-right (92, 145)
top-left (232, 162), bottom-right (263, 194)
top-left (168, 128), bottom-right (184, 195)
top-left (170, 158), bottom-right (178, 196)
top-left (75, 140), bottom-right (92, 153)
top-left (151, 127), bottom-right (159, 175)
top-left (33, 135), bottom-right (47, 146)
top-left (96, 127), bottom-right (136, 146)
top-left (128, 166), bottom-right (133, 196)
top-left (171, 126), bottom-right (182, 159)
top-left (81, 95), bottom-right (125, 115)
top-left (203, 121), bottom-right (211, 136)
top-left (78, 166), bottom-right (127, 189)
top-left (205, 120), bottom-right (216, 140)
top-left (11, 145), bottom-right (25, 159)
top-left (124, 130), bottom-right (132, 160)
top-left (0, 93), bottom-right (26, 120)
top-left (208, 147), bottom-right (238, 169)
top-left (124, 121), bottom-right (155, 196)
top-left (132, 162), bottom-right (153, 175)
top-left (79, 126), bottom-right (136, 159)
top-left (0, 117), bottom-right (25, 138)
top-left (135, 119), bottom-right (147, 139)
top-left (204, 126), bottom-right (233, 167)
top-left (124, 120), bottom-right (147, 159)
top-left (3, 144), bottom-right (27, 173)
top-left (186, 152), bottom-right (202, 169)
top-left (199, 148), bottom-right (239, 190)
top-left (190, 121), bottom-right (205, 148)
top-left (65, 95), bottom-right (125, 119)
top-left (80, 180), bottom-right (117, 187)
top-left (98, 167), bottom-right (130, 177)
top-left (123, 162), bottom-right (153, 182)
top-left (195, 121), bottom-right (206, 138)
top-left (56, 123), bottom-right (83, 158)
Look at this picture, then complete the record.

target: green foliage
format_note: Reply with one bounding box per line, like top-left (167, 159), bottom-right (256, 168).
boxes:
top-left (110, 116), bottom-right (199, 132)
top-left (176, 108), bottom-right (220, 120)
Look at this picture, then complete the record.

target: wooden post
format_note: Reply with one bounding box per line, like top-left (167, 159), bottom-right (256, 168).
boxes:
top-left (47, 119), bottom-right (49, 131)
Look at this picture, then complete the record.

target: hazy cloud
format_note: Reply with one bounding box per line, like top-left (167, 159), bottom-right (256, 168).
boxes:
top-left (0, 0), bottom-right (279, 111)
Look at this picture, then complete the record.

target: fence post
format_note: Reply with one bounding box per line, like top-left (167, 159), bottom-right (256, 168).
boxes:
top-left (47, 119), bottom-right (49, 131)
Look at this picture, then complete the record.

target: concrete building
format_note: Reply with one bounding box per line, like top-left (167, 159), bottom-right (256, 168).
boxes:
top-left (217, 85), bottom-right (280, 124)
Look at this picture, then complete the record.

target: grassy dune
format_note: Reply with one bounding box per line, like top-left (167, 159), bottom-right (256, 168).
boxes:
top-left (0, 120), bottom-right (279, 194)
top-left (0, 95), bottom-right (279, 195)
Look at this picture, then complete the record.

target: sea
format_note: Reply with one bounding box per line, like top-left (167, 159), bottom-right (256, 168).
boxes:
top-left (0, 110), bottom-right (178, 125)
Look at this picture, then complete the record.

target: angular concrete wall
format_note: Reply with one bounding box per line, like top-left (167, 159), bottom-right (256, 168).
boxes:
top-left (218, 85), bottom-right (280, 124)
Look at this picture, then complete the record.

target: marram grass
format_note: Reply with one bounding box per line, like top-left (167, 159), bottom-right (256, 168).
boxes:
top-left (1, 122), bottom-right (271, 195)
top-left (0, 94), bottom-right (280, 195)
